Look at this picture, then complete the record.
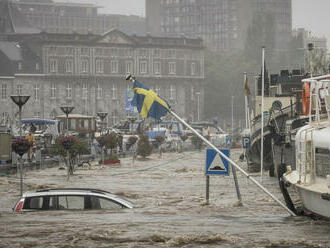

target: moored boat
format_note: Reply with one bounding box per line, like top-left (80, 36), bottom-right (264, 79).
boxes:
top-left (280, 74), bottom-right (330, 219)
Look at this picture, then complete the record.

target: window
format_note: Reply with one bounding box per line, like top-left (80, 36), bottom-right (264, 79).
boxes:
top-left (191, 86), bottom-right (194, 101)
top-left (50, 59), bottom-right (57, 73)
top-left (1, 84), bottom-right (7, 100)
top-left (58, 196), bottom-right (84, 210)
top-left (36, 63), bottom-right (40, 71)
top-left (98, 197), bottom-right (122, 210)
top-left (66, 59), bottom-right (73, 73)
top-left (169, 62), bottom-right (176, 74)
top-left (24, 197), bottom-right (43, 210)
top-left (154, 49), bottom-right (160, 58)
top-left (34, 84), bottom-right (39, 101)
top-left (111, 60), bottom-right (118, 73)
top-left (154, 61), bottom-right (161, 75)
top-left (66, 83), bottom-right (72, 99)
top-left (111, 84), bottom-right (117, 100)
top-left (51, 83), bottom-right (56, 99)
top-left (16, 85), bottom-right (22, 95)
top-left (97, 84), bottom-right (102, 99)
top-left (18, 62), bottom-right (22, 71)
top-left (126, 61), bottom-right (133, 74)
top-left (96, 59), bottom-right (104, 73)
top-left (111, 111), bottom-right (118, 125)
top-left (169, 84), bottom-right (176, 100)
top-left (82, 83), bottom-right (88, 99)
top-left (191, 62), bottom-right (196, 75)
top-left (140, 61), bottom-right (147, 74)
top-left (81, 59), bottom-right (89, 73)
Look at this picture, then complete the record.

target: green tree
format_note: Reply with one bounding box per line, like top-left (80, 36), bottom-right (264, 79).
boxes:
top-left (136, 134), bottom-right (152, 158)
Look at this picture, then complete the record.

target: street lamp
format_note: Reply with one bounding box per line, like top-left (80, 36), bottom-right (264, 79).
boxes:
top-left (97, 112), bottom-right (108, 164)
top-left (97, 112), bottom-right (108, 134)
top-left (60, 106), bottom-right (74, 178)
top-left (10, 95), bottom-right (30, 196)
top-left (60, 106), bottom-right (74, 135)
top-left (196, 92), bottom-right (200, 121)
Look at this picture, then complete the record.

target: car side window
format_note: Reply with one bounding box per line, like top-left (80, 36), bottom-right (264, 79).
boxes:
top-left (58, 196), bottom-right (84, 210)
top-left (98, 197), bottom-right (123, 210)
top-left (24, 197), bottom-right (43, 210)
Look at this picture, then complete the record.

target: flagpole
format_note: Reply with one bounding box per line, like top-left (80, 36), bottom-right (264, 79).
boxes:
top-left (261, 46), bottom-right (265, 180)
top-left (169, 109), bottom-right (295, 216)
top-left (125, 74), bottom-right (295, 216)
top-left (244, 72), bottom-right (248, 129)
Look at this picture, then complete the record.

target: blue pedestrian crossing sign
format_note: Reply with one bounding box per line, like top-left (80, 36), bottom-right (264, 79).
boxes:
top-left (205, 149), bottom-right (230, 175)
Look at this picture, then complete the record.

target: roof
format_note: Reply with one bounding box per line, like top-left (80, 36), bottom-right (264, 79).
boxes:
top-left (8, 1), bottom-right (41, 34)
top-left (0, 41), bottom-right (22, 61)
top-left (56, 114), bottom-right (95, 119)
top-left (22, 188), bottom-right (133, 208)
top-left (22, 118), bottom-right (56, 125)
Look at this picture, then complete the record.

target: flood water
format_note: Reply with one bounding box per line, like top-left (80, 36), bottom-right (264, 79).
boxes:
top-left (1, 149), bottom-right (330, 248)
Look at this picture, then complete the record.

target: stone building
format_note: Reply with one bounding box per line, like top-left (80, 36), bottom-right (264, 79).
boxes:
top-left (8, 0), bottom-right (146, 35)
top-left (0, 29), bottom-right (205, 125)
top-left (146, 0), bottom-right (292, 52)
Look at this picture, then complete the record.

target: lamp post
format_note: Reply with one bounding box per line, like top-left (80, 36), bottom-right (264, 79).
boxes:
top-left (60, 106), bottom-right (74, 178)
top-left (97, 112), bottom-right (108, 164)
top-left (97, 112), bottom-right (108, 134)
top-left (60, 106), bottom-right (74, 135)
top-left (10, 95), bottom-right (30, 196)
top-left (196, 92), bottom-right (201, 121)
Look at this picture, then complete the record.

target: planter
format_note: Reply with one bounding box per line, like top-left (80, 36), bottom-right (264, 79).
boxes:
top-left (59, 136), bottom-right (76, 150)
top-left (104, 159), bottom-right (121, 165)
top-left (12, 138), bottom-right (31, 157)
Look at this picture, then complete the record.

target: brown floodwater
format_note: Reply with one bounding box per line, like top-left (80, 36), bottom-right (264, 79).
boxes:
top-left (0, 149), bottom-right (329, 248)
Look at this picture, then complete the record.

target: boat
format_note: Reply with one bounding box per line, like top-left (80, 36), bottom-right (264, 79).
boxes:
top-left (246, 69), bottom-right (309, 175)
top-left (280, 74), bottom-right (330, 219)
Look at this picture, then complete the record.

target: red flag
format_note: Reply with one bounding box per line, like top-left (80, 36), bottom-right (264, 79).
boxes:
top-left (244, 77), bottom-right (251, 96)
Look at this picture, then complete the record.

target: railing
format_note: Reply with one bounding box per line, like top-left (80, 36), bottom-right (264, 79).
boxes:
top-left (251, 103), bottom-right (297, 135)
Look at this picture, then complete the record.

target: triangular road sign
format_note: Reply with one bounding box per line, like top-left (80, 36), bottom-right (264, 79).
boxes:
top-left (205, 149), bottom-right (230, 175)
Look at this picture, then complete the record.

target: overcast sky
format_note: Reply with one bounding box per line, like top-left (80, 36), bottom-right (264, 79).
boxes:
top-left (93, 0), bottom-right (330, 48)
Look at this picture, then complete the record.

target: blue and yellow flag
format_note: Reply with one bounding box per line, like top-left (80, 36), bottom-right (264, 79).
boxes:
top-left (131, 80), bottom-right (170, 120)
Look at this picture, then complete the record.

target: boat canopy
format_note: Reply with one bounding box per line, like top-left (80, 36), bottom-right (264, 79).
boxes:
top-left (22, 118), bottom-right (56, 125)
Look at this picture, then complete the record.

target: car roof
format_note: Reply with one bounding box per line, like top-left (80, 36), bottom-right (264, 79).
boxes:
top-left (22, 188), bottom-right (133, 208)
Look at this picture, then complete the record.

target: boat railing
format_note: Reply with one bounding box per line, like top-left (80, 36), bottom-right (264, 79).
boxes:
top-left (251, 103), bottom-right (296, 135)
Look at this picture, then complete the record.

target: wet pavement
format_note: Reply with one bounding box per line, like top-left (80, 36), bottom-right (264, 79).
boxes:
top-left (1, 149), bottom-right (330, 248)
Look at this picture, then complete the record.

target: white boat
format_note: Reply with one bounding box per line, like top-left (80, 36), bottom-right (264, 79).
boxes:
top-left (281, 74), bottom-right (330, 219)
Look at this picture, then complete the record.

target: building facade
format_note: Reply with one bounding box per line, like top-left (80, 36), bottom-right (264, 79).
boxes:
top-left (0, 29), bottom-right (205, 125)
top-left (146, 0), bottom-right (292, 52)
top-left (9, 0), bottom-right (146, 35)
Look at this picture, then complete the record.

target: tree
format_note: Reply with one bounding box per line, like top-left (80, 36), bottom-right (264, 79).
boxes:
top-left (136, 134), bottom-right (152, 158)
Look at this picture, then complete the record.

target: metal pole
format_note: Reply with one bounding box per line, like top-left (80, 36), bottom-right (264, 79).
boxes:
top-left (261, 46), bottom-right (265, 179)
top-left (19, 106), bottom-right (23, 197)
top-left (196, 92), bottom-right (200, 121)
top-left (206, 175), bottom-right (210, 204)
top-left (231, 165), bottom-right (242, 204)
top-left (244, 72), bottom-right (248, 129)
top-left (231, 96), bottom-right (234, 135)
top-left (169, 109), bottom-right (296, 216)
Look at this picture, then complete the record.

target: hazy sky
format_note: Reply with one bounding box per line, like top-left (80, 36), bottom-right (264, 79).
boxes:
top-left (94, 0), bottom-right (330, 47)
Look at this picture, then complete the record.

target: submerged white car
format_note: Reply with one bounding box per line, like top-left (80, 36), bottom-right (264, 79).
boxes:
top-left (13, 188), bottom-right (133, 212)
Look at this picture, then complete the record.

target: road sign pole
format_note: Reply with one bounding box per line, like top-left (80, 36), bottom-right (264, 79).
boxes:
top-left (231, 165), bottom-right (242, 204)
top-left (169, 109), bottom-right (296, 216)
top-left (206, 175), bottom-right (210, 204)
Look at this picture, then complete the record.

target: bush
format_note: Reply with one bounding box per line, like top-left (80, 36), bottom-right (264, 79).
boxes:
top-left (97, 132), bottom-right (118, 154)
top-left (105, 153), bottom-right (119, 161)
top-left (191, 135), bottom-right (203, 150)
top-left (137, 134), bottom-right (152, 158)
top-left (126, 135), bottom-right (138, 150)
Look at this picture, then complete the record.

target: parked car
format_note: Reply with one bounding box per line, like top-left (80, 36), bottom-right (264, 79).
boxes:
top-left (13, 188), bottom-right (133, 212)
